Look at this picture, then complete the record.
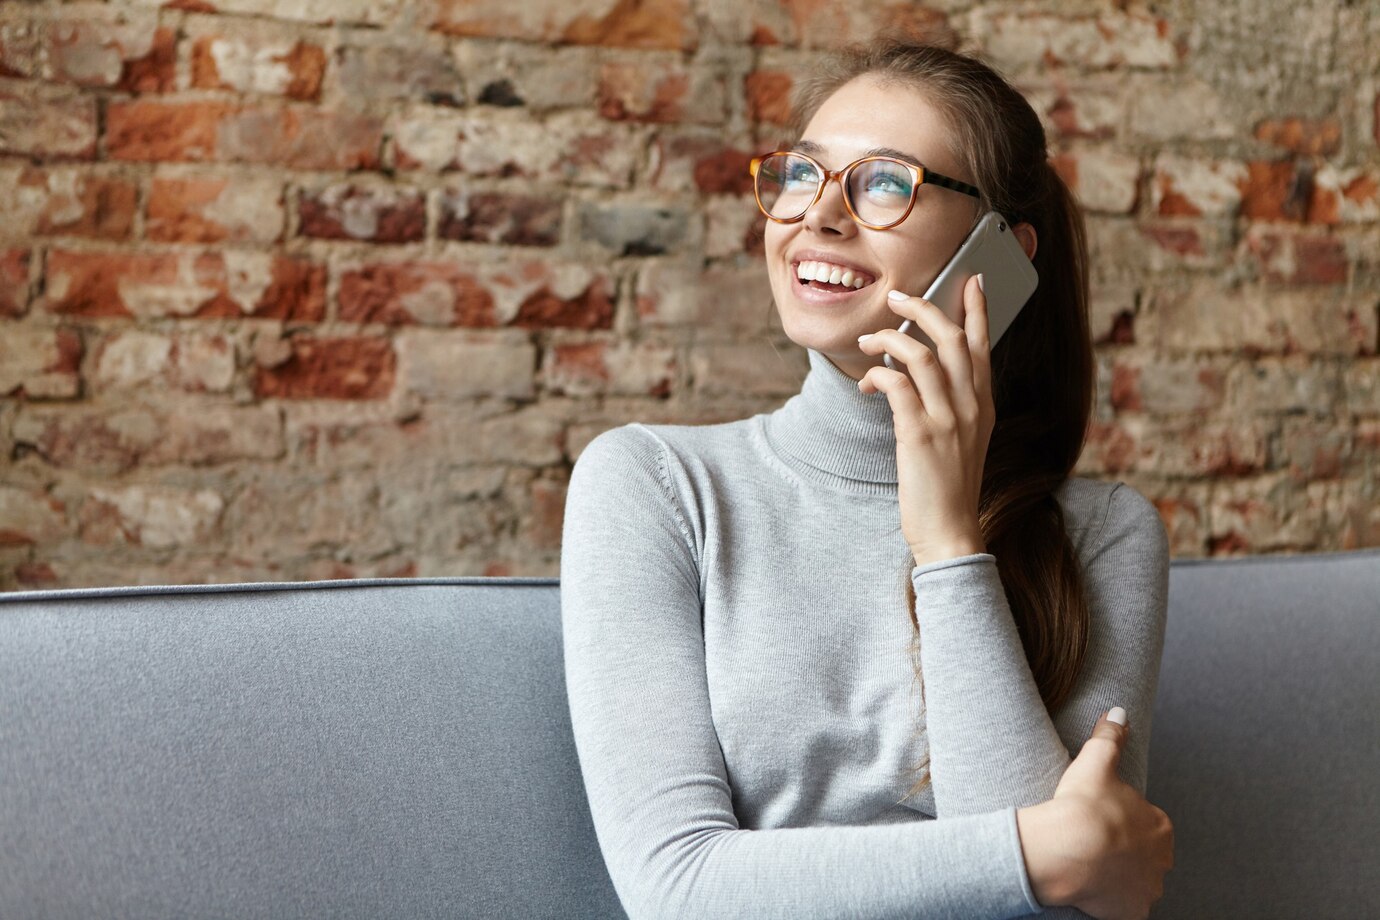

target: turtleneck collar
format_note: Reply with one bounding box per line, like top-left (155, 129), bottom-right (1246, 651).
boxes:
top-left (761, 347), bottom-right (899, 495)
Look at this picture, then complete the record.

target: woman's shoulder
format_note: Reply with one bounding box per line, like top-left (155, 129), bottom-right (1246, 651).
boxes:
top-left (1055, 477), bottom-right (1167, 557)
top-left (573, 417), bottom-right (759, 477)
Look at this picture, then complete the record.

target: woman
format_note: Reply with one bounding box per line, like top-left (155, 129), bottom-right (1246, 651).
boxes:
top-left (560, 35), bottom-right (1174, 920)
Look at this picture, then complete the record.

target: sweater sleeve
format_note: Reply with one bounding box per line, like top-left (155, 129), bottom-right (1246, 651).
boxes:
top-left (561, 425), bottom-right (1045, 920)
top-left (910, 481), bottom-right (1170, 812)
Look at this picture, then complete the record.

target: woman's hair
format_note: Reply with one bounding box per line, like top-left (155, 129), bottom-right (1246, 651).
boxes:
top-left (778, 34), bottom-right (1096, 801)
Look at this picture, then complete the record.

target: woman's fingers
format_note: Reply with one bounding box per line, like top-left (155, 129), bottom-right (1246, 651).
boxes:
top-left (963, 274), bottom-right (994, 408)
top-left (883, 289), bottom-right (980, 423)
top-left (857, 329), bottom-right (953, 428)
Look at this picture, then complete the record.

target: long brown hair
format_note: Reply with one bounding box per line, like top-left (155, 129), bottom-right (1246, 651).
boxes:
top-left (778, 35), bottom-right (1096, 801)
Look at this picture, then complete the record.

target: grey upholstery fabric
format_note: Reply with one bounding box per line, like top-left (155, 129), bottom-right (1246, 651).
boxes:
top-left (2, 549), bottom-right (1377, 918)
top-left (1147, 549), bottom-right (1380, 919)
top-left (0, 578), bottom-right (623, 920)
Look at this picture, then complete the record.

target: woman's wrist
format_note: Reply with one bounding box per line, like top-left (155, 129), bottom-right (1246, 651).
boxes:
top-left (1015, 800), bottom-right (1086, 909)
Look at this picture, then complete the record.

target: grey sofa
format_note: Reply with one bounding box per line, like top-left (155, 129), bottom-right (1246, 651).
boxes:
top-left (2, 549), bottom-right (1377, 919)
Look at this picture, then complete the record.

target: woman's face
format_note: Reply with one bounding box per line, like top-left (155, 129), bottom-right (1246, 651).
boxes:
top-left (763, 73), bottom-right (984, 381)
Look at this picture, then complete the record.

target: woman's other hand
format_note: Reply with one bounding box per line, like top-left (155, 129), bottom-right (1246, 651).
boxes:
top-left (856, 274), bottom-right (996, 567)
top-left (1015, 708), bottom-right (1175, 920)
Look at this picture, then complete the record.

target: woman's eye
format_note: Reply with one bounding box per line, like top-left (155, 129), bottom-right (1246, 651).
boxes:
top-left (866, 176), bottom-right (910, 195)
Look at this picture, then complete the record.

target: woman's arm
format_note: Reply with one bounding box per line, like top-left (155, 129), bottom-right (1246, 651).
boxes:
top-left (911, 482), bottom-right (1170, 816)
top-left (562, 425), bottom-right (1046, 919)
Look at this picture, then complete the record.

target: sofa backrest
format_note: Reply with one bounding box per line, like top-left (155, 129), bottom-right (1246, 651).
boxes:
top-left (0, 578), bottom-right (624, 920)
top-left (2, 549), bottom-right (1378, 918)
top-left (1149, 548), bottom-right (1380, 918)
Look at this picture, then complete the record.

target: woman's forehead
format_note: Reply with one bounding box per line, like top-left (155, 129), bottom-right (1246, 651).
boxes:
top-left (800, 75), bottom-right (960, 175)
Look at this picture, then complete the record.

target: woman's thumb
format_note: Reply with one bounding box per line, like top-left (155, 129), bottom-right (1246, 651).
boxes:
top-left (1082, 706), bottom-right (1129, 768)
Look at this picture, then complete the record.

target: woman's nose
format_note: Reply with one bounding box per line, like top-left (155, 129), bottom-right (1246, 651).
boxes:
top-left (802, 174), bottom-right (855, 236)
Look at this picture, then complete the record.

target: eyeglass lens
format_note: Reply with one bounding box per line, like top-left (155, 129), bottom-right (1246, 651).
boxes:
top-left (755, 153), bottom-right (915, 226)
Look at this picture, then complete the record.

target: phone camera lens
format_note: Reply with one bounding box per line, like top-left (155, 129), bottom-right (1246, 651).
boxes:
top-left (998, 222), bottom-right (1007, 231)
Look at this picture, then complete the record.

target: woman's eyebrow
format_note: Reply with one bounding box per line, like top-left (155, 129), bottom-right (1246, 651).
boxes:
top-left (795, 138), bottom-right (925, 169)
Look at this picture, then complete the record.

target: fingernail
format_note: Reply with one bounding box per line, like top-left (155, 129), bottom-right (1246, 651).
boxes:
top-left (1107, 706), bottom-right (1127, 726)
top-left (976, 273), bottom-right (985, 293)
top-left (887, 289), bottom-right (908, 301)
top-left (857, 333), bottom-right (872, 344)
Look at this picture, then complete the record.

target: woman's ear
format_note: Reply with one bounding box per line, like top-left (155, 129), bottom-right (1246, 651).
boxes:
top-left (1013, 222), bottom-right (1037, 261)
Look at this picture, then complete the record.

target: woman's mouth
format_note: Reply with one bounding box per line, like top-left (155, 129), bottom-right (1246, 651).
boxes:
top-left (791, 259), bottom-right (877, 300)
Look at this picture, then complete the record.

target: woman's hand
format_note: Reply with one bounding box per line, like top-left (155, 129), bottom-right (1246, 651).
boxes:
top-left (1017, 709), bottom-right (1176, 920)
top-left (855, 274), bottom-right (996, 566)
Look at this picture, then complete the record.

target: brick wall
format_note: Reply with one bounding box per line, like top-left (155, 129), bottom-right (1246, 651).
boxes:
top-left (1, 0), bottom-right (1377, 590)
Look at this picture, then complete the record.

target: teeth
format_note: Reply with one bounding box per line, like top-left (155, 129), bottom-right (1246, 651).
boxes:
top-left (795, 259), bottom-right (873, 288)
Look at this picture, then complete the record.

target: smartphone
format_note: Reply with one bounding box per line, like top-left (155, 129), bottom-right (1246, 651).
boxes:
top-left (883, 210), bottom-right (1038, 370)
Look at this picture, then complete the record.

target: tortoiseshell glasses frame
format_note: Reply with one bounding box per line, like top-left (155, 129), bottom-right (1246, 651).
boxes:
top-left (748, 149), bottom-right (983, 231)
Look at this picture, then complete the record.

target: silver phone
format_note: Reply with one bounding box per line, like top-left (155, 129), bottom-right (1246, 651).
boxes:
top-left (883, 210), bottom-right (1038, 370)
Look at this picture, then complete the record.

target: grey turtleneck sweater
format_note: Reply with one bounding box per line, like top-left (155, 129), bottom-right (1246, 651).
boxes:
top-left (560, 346), bottom-right (1170, 919)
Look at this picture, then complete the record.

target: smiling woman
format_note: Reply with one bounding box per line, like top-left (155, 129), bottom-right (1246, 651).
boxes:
top-left (561, 33), bottom-right (1173, 920)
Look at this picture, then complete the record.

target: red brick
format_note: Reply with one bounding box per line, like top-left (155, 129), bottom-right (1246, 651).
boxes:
top-left (1151, 155), bottom-right (1246, 218)
top-left (80, 485), bottom-right (224, 549)
top-left (979, 10), bottom-right (1176, 70)
top-left (0, 486), bottom-right (68, 546)
top-left (105, 99), bottom-right (232, 162)
top-left (1254, 117), bottom-right (1342, 157)
top-left (1239, 160), bottom-right (1311, 222)
top-left (775, 0), bottom-right (952, 50)
top-left (745, 70), bottom-right (793, 125)
top-left (27, 167), bottom-right (137, 240)
top-left (0, 82), bottom-right (97, 158)
top-left (338, 262), bottom-right (498, 326)
top-left (191, 36), bottom-right (326, 100)
top-left (333, 43), bottom-right (462, 106)
top-left (229, 106), bottom-right (382, 170)
top-left (636, 260), bottom-right (772, 330)
top-left (42, 250), bottom-right (325, 321)
top-left (190, 253), bottom-right (327, 321)
top-left (431, 0), bottom-right (695, 51)
top-left (0, 19), bottom-right (41, 79)
top-left (107, 101), bottom-right (383, 170)
top-left (1244, 228), bottom-right (1349, 285)
top-left (437, 190), bottom-right (562, 246)
top-left (116, 25), bottom-right (178, 94)
top-left (1274, 419), bottom-right (1352, 481)
top-left (1139, 224), bottom-right (1205, 258)
top-left (649, 132), bottom-right (755, 194)
top-left (1052, 148), bottom-right (1139, 214)
top-left (0, 249), bottom-right (31, 317)
top-left (42, 250), bottom-right (175, 318)
top-left (599, 61), bottom-right (685, 122)
top-left (1309, 166), bottom-right (1380, 225)
top-left (1038, 84), bottom-right (1119, 141)
top-left (12, 405), bottom-right (163, 472)
top-left (90, 330), bottom-right (234, 394)
top-left (254, 336), bottom-right (397, 400)
top-left (509, 268), bottom-right (614, 330)
top-left (523, 476), bottom-right (567, 550)
top-left (596, 58), bottom-right (722, 124)
top-left (543, 339), bottom-right (676, 397)
top-left (1109, 361), bottom-right (1140, 411)
top-left (146, 173), bottom-right (286, 243)
top-left (7, 15), bottom-right (176, 93)
top-left (298, 184), bottom-right (426, 243)
top-left (0, 326), bottom-right (82, 398)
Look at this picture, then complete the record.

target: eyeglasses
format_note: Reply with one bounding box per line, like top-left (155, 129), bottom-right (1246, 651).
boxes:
top-left (748, 150), bottom-right (982, 230)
